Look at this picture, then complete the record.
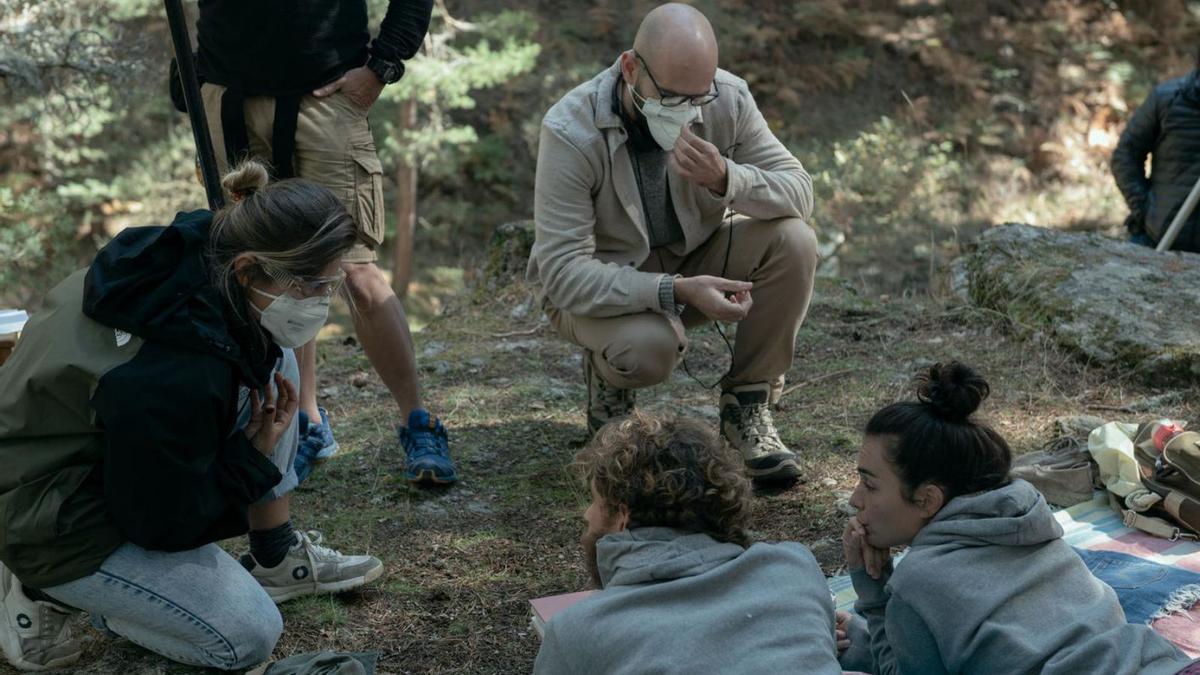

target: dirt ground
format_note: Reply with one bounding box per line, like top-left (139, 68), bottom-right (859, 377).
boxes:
top-left (17, 276), bottom-right (1196, 675)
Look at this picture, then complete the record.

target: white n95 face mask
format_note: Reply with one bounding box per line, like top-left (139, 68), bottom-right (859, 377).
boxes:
top-left (629, 82), bottom-right (700, 151)
top-left (250, 287), bottom-right (330, 348)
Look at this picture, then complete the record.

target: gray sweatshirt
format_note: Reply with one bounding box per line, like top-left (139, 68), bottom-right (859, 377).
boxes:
top-left (851, 479), bottom-right (1195, 675)
top-left (533, 527), bottom-right (841, 675)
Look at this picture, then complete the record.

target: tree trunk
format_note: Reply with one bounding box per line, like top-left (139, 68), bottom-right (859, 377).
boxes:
top-left (391, 99), bottom-right (418, 298)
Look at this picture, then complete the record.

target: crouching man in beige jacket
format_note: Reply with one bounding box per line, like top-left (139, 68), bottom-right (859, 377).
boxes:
top-left (528, 3), bottom-right (818, 481)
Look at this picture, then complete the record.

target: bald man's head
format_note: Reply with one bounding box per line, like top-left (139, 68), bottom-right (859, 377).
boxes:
top-left (623, 3), bottom-right (718, 99)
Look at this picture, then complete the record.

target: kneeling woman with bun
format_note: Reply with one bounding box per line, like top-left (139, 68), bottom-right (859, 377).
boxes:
top-left (0, 162), bottom-right (384, 672)
top-left (842, 362), bottom-right (1196, 675)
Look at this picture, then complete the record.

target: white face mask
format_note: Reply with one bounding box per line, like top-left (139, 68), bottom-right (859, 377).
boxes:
top-left (628, 82), bottom-right (701, 151)
top-left (250, 287), bottom-right (330, 348)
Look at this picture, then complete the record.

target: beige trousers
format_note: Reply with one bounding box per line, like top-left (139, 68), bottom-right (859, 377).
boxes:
top-left (545, 216), bottom-right (818, 392)
top-left (200, 83), bottom-right (385, 263)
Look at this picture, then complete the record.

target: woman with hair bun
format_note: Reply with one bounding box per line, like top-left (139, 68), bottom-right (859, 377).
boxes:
top-left (842, 361), bottom-right (1196, 675)
top-left (0, 162), bottom-right (384, 671)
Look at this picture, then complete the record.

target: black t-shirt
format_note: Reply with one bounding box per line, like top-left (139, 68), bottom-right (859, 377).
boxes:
top-left (197, 0), bottom-right (433, 96)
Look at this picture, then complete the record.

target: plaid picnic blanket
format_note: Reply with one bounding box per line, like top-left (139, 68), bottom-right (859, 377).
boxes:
top-left (827, 492), bottom-right (1200, 656)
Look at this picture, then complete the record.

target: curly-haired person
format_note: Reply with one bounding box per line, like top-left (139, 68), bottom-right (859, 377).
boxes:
top-left (532, 413), bottom-right (843, 674)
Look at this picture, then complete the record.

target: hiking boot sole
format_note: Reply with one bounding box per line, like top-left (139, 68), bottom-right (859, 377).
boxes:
top-left (406, 469), bottom-right (457, 485)
top-left (265, 561), bottom-right (385, 605)
top-left (744, 455), bottom-right (802, 482)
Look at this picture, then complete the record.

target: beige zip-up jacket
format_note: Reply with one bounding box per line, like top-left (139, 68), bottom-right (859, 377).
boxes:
top-left (528, 59), bottom-right (813, 318)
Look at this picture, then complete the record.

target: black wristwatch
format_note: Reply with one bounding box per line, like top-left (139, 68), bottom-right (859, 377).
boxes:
top-left (366, 55), bottom-right (405, 85)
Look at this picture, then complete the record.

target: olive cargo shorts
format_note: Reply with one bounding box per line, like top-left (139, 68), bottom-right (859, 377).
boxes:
top-left (200, 83), bottom-right (385, 263)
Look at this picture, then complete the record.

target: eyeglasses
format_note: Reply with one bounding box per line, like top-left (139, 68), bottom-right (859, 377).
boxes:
top-left (263, 265), bottom-right (346, 299)
top-left (634, 52), bottom-right (719, 107)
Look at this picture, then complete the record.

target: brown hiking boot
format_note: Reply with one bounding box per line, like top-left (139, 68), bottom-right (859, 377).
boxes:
top-left (583, 350), bottom-right (636, 434)
top-left (720, 383), bottom-right (801, 481)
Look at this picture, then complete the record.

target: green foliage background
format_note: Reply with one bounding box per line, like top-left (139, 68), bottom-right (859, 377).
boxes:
top-left (2, 0), bottom-right (1197, 308)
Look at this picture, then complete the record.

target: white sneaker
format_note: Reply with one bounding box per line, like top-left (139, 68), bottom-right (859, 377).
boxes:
top-left (247, 530), bottom-right (383, 604)
top-left (0, 563), bottom-right (81, 671)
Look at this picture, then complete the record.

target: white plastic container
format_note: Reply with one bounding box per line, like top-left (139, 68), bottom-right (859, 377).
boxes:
top-left (0, 309), bottom-right (29, 336)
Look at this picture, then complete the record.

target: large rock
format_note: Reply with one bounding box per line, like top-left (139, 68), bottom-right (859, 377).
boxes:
top-left (958, 223), bottom-right (1200, 383)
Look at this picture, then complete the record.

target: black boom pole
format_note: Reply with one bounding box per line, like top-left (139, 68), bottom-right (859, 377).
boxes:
top-left (164, 0), bottom-right (225, 210)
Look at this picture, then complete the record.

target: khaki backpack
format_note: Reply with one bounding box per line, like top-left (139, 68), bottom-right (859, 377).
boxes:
top-left (1114, 421), bottom-right (1200, 541)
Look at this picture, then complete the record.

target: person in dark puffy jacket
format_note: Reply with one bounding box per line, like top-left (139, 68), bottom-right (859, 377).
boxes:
top-left (1112, 52), bottom-right (1200, 252)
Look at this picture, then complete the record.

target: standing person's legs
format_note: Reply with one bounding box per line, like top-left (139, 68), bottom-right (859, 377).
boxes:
top-left (342, 262), bottom-right (421, 417)
top-left (290, 92), bottom-right (423, 421)
top-left (290, 93), bottom-right (456, 484)
top-left (42, 544), bottom-right (281, 671)
top-left (202, 84), bottom-right (454, 484)
top-left (298, 340), bottom-right (320, 424)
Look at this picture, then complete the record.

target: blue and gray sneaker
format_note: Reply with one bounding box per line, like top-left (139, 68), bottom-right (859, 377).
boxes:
top-left (399, 408), bottom-right (458, 485)
top-left (293, 411), bottom-right (315, 484)
top-left (308, 407), bottom-right (339, 460)
top-left (294, 408), bottom-right (339, 485)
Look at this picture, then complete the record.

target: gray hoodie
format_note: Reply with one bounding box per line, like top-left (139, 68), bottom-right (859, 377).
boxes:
top-left (533, 527), bottom-right (841, 675)
top-left (851, 479), bottom-right (1195, 675)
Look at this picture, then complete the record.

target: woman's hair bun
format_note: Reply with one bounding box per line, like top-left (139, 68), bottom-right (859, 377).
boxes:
top-left (221, 160), bottom-right (270, 202)
top-left (915, 361), bottom-right (989, 422)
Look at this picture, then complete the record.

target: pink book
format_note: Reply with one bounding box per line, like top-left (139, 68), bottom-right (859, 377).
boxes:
top-left (529, 590), bottom-right (595, 639)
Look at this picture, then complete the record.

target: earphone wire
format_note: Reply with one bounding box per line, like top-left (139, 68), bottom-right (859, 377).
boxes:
top-left (677, 206), bottom-right (735, 390)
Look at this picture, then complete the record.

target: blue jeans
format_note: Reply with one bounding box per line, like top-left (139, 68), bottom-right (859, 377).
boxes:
top-left (41, 350), bottom-right (301, 669)
top-left (43, 543), bottom-right (282, 669)
top-left (1076, 548), bottom-right (1200, 625)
